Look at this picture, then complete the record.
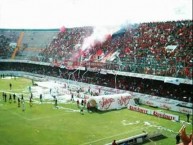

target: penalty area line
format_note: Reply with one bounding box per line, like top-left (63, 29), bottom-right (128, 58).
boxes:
top-left (0, 106), bottom-right (30, 120)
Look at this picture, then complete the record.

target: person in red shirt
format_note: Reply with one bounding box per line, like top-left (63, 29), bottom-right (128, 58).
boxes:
top-left (77, 100), bottom-right (80, 108)
top-left (112, 140), bottom-right (117, 145)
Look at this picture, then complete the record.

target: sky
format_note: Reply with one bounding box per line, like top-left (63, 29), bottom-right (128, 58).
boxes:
top-left (0, 0), bottom-right (192, 29)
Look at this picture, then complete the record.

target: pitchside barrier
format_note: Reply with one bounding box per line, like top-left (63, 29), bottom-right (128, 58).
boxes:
top-left (128, 104), bottom-right (180, 122)
top-left (105, 132), bottom-right (148, 145)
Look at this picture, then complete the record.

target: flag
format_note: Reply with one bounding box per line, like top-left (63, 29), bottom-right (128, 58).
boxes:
top-left (179, 127), bottom-right (192, 145)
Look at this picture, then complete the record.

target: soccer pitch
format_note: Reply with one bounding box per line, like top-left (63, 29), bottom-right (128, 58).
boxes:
top-left (0, 77), bottom-right (192, 145)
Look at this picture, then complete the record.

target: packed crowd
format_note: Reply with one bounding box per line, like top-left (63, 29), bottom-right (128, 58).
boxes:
top-left (0, 62), bottom-right (192, 103)
top-left (39, 27), bottom-right (93, 62)
top-left (39, 20), bottom-right (192, 79)
top-left (119, 20), bottom-right (192, 78)
top-left (81, 20), bottom-right (192, 79)
top-left (0, 20), bottom-right (192, 79)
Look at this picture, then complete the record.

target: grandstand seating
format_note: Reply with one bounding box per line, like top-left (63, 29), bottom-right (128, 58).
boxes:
top-left (16, 30), bottom-right (58, 61)
top-left (39, 26), bottom-right (93, 62)
top-left (0, 21), bottom-right (192, 79)
top-left (0, 29), bottom-right (21, 58)
top-left (0, 61), bottom-right (192, 103)
top-left (0, 21), bottom-right (192, 145)
top-left (37, 20), bottom-right (192, 79)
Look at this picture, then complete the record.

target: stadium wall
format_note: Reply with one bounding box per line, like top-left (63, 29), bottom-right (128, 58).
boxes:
top-left (0, 70), bottom-right (192, 115)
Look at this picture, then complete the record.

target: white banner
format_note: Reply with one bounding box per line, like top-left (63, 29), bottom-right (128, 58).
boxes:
top-left (139, 96), bottom-right (193, 115)
top-left (152, 110), bottom-right (179, 121)
top-left (88, 93), bottom-right (135, 111)
top-left (128, 104), bottom-right (151, 114)
top-left (128, 104), bottom-right (180, 121)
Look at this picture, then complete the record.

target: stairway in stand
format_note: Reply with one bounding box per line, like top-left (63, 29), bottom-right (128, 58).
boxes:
top-left (11, 32), bottom-right (24, 59)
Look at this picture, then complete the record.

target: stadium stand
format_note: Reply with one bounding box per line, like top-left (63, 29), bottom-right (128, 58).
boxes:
top-left (0, 61), bottom-right (192, 103)
top-left (39, 26), bottom-right (93, 62)
top-left (16, 29), bottom-right (58, 61)
top-left (11, 32), bottom-right (25, 59)
top-left (0, 29), bottom-right (21, 59)
top-left (0, 20), bottom-right (192, 103)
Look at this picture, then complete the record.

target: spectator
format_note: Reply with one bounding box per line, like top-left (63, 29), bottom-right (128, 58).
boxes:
top-left (176, 133), bottom-right (180, 144)
top-left (112, 140), bottom-right (117, 145)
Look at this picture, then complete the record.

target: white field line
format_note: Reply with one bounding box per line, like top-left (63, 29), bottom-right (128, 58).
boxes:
top-left (29, 107), bottom-right (80, 121)
top-left (0, 90), bottom-right (30, 96)
top-left (80, 126), bottom-right (149, 145)
top-left (26, 112), bottom-right (75, 121)
top-left (81, 115), bottom-right (183, 145)
top-left (0, 89), bottom-right (28, 92)
top-left (0, 104), bottom-right (80, 121)
top-left (0, 106), bottom-right (30, 120)
top-left (147, 138), bottom-right (157, 145)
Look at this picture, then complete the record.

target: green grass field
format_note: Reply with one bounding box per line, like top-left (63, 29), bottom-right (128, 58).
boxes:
top-left (0, 77), bottom-right (192, 145)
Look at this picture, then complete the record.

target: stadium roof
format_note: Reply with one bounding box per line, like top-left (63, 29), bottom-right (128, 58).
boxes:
top-left (0, 0), bottom-right (192, 29)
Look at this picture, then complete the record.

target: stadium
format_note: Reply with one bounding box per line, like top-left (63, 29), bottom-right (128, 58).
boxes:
top-left (0, 0), bottom-right (192, 145)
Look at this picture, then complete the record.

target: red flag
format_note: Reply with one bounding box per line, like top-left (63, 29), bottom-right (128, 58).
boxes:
top-left (97, 49), bottom-right (103, 55)
top-left (180, 127), bottom-right (192, 145)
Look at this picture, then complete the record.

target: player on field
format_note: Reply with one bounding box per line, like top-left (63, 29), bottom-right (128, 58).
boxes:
top-left (29, 86), bottom-right (31, 93)
top-left (54, 96), bottom-right (58, 108)
top-left (80, 104), bottom-right (84, 115)
top-left (9, 83), bottom-right (12, 90)
top-left (21, 95), bottom-right (25, 111)
top-left (18, 97), bottom-right (21, 107)
top-left (13, 94), bottom-right (16, 103)
top-left (30, 93), bottom-right (33, 99)
top-left (4, 93), bottom-right (7, 102)
top-left (40, 94), bottom-right (43, 104)
top-left (9, 94), bottom-right (12, 103)
top-left (22, 101), bottom-right (25, 112)
top-left (29, 96), bottom-right (33, 107)
top-left (77, 100), bottom-right (80, 108)
top-left (71, 93), bottom-right (74, 101)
